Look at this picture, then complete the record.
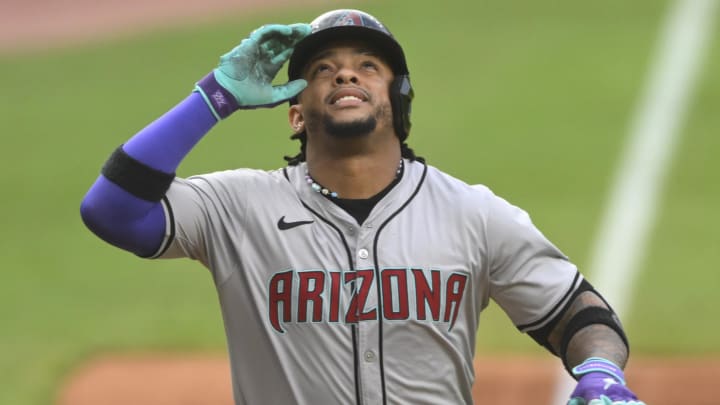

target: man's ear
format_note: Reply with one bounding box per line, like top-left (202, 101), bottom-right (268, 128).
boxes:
top-left (288, 105), bottom-right (304, 133)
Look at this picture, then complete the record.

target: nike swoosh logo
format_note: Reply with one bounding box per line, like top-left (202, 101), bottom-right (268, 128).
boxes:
top-left (277, 216), bottom-right (314, 230)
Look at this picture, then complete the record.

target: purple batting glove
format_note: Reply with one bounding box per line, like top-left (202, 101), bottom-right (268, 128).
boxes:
top-left (567, 357), bottom-right (645, 405)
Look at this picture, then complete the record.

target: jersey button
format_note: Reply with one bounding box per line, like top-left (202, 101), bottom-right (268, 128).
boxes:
top-left (358, 249), bottom-right (369, 259)
top-left (364, 350), bottom-right (376, 362)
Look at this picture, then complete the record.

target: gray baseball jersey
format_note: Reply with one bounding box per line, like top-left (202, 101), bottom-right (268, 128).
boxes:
top-left (150, 159), bottom-right (582, 405)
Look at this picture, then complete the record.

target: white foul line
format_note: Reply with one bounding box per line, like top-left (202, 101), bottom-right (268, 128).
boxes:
top-left (552, 0), bottom-right (718, 402)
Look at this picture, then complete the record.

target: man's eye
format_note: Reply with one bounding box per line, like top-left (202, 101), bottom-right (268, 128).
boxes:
top-left (362, 61), bottom-right (378, 70)
top-left (315, 64), bottom-right (332, 74)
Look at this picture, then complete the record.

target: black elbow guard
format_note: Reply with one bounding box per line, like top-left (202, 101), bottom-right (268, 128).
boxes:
top-left (526, 278), bottom-right (629, 376)
top-left (559, 305), bottom-right (629, 377)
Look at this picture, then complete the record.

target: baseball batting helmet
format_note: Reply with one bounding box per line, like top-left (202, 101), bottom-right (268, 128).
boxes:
top-left (288, 9), bottom-right (414, 141)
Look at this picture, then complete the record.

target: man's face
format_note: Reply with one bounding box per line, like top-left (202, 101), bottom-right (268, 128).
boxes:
top-left (293, 41), bottom-right (395, 139)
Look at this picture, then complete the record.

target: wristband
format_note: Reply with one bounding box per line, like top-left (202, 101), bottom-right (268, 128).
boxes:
top-left (571, 357), bottom-right (626, 385)
top-left (193, 72), bottom-right (241, 120)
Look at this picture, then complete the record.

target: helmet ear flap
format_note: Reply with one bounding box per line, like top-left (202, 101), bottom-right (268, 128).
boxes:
top-left (390, 75), bottom-right (413, 141)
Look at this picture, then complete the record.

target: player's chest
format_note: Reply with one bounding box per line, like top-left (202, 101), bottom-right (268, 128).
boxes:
top-left (242, 210), bottom-right (479, 272)
top-left (224, 203), bottom-right (485, 334)
top-left (248, 218), bottom-right (477, 334)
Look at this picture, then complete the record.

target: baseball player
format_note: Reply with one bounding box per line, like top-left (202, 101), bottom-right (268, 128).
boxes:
top-left (81, 9), bottom-right (645, 405)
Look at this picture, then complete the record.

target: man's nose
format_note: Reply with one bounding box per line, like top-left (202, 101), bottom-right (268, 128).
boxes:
top-left (335, 68), bottom-right (359, 85)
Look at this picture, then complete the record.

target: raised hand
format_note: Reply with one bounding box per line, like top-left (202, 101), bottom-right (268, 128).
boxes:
top-left (195, 23), bottom-right (311, 118)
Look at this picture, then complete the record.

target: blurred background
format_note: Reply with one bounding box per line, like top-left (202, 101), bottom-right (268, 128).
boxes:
top-left (1, 0), bottom-right (718, 404)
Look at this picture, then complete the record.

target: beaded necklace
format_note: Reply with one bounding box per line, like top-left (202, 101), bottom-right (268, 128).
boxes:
top-left (305, 160), bottom-right (404, 199)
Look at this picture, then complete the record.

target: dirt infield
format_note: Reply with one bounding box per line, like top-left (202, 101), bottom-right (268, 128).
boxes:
top-left (6, 1), bottom-right (716, 404)
top-left (56, 353), bottom-right (719, 404)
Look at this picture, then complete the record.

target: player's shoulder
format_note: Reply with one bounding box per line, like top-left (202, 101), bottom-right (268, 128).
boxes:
top-left (421, 164), bottom-right (526, 223)
top-left (175, 167), bottom-right (289, 194)
top-left (186, 167), bottom-right (284, 182)
top-left (422, 164), bottom-right (497, 202)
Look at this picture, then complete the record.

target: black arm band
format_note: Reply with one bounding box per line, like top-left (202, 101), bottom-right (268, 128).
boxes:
top-left (559, 306), bottom-right (629, 378)
top-left (101, 145), bottom-right (175, 202)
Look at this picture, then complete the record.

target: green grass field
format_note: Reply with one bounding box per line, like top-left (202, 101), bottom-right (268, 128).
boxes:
top-left (1, 1), bottom-right (718, 403)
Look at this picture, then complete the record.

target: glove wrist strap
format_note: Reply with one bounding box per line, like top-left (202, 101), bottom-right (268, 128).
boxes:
top-left (193, 72), bottom-right (240, 120)
top-left (571, 357), bottom-right (626, 385)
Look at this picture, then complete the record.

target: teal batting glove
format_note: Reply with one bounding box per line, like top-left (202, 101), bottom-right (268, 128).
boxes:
top-left (195, 23), bottom-right (311, 119)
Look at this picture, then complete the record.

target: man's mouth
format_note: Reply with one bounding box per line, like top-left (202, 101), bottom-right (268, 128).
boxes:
top-left (329, 88), bottom-right (369, 105)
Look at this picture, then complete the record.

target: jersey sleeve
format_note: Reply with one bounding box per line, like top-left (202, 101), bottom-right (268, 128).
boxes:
top-left (152, 171), bottom-right (250, 270)
top-left (482, 187), bottom-right (582, 333)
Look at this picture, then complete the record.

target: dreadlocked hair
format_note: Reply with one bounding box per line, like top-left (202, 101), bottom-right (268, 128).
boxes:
top-left (284, 131), bottom-right (307, 166)
top-left (401, 143), bottom-right (424, 163)
top-left (283, 131), bottom-right (424, 166)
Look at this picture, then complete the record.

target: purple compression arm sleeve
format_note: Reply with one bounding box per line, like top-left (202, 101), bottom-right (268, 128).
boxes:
top-left (80, 92), bottom-right (217, 256)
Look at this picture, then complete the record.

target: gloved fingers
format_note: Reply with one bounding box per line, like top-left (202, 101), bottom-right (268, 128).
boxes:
top-left (220, 40), bottom-right (248, 61)
top-left (250, 24), bottom-right (293, 42)
top-left (269, 46), bottom-right (295, 66)
top-left (218, 39), bottom-right (256, 73)
top-left (270, 79), bottom-right (307, 104)
top-left (253, 24), bottom-right (310, 70)
top-left (251, 23), bottom-right (311, 49)
top-left (287, 23), bottom-right (313, 43)
top-left (567, 398), bottom-right (586, 405)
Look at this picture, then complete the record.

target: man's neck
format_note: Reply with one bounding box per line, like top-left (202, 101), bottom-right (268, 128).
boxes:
top-left (305, 137), bottom-right (402, 200)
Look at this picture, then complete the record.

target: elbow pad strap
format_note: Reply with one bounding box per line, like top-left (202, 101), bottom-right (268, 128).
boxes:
top-left (560, 306), bottom-right (629, 378)
top-left (101, 145), bottom-right (175, 202)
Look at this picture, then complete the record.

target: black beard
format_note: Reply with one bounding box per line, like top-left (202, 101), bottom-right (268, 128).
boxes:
top-left (322, 115), bottom-right (377, 138)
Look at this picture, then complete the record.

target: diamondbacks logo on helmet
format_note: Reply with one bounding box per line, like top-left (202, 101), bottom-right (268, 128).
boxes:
top-left (311, 9), bottom-right (387, 32)
top-left (337, 13), bottom-right (363, 26)
top-left (290, 9), bottom-right (406, 80)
